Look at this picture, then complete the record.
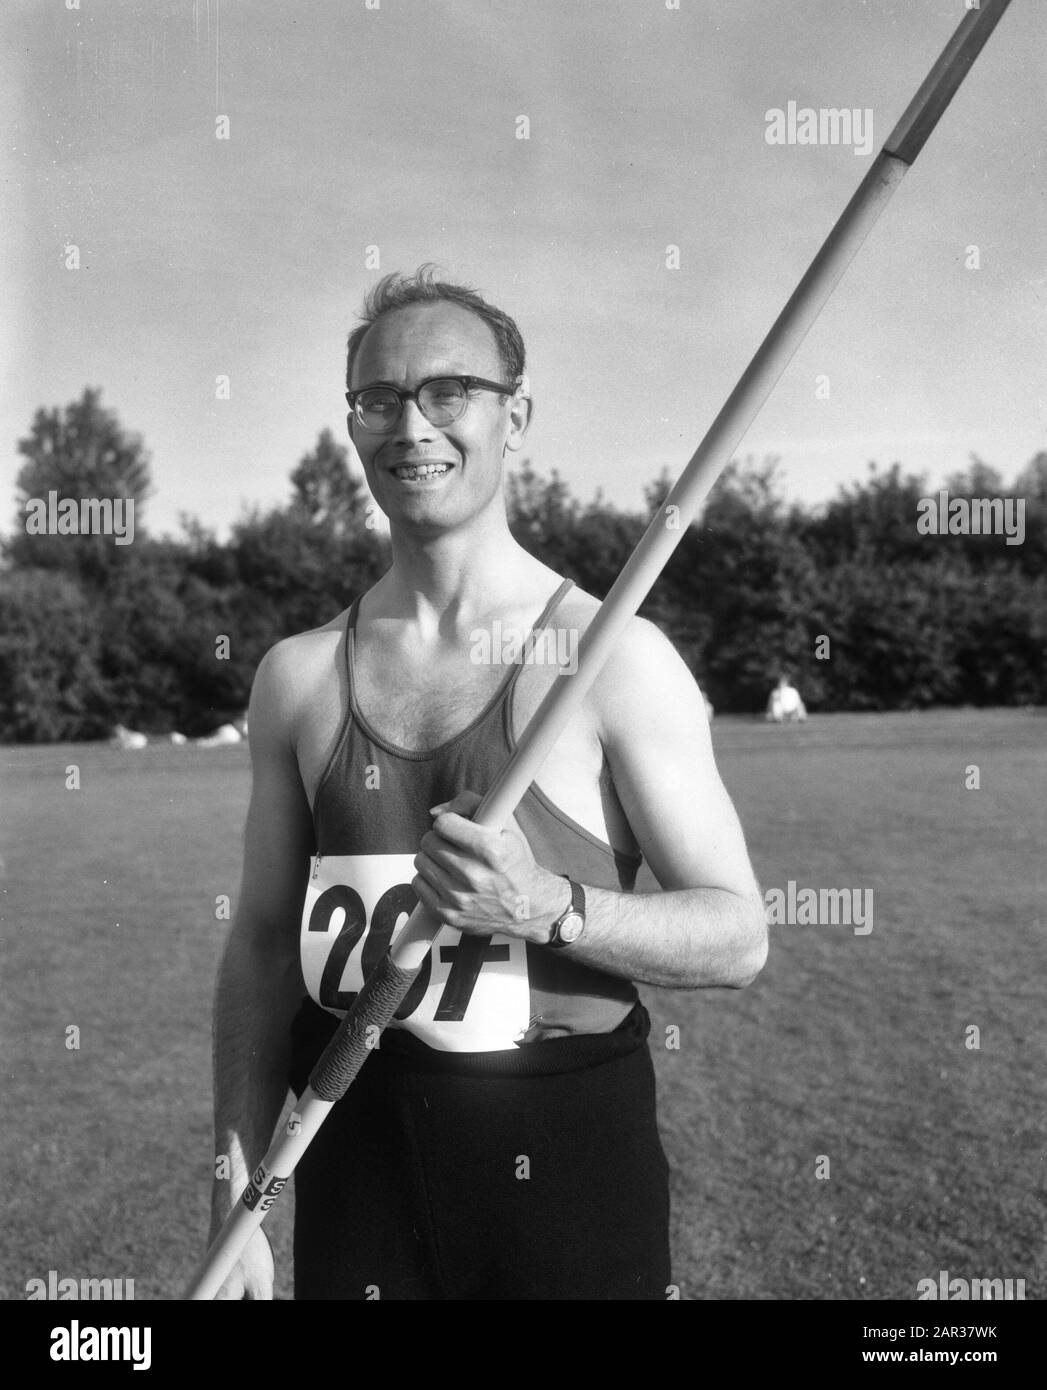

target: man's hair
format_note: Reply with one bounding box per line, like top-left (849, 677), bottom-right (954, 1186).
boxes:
top-left (345, 264), bottom-right (526, 389)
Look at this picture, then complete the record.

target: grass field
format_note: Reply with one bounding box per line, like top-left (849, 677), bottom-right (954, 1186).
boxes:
top-left (1, 709), bottom-right (1044, 1301)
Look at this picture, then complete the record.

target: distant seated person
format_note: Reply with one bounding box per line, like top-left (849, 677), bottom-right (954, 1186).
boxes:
top-left (766, 674), bottom-right (806, 723)
top-left (195, 714), bottom-right (249, 748)
top-left (109, 723), bottom-right (148, 750)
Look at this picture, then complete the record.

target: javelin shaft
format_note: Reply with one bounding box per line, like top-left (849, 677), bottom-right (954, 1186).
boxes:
top-left (185, 0), bottom-right (1013, 1299)
top-left (185, 961), bottom-right (414, 1299)
top-left (400, 0), bottom-right (1017, 930)
top-left (183, 1093), bottom-right (333, 1301)
top-left (456, 152), bottom-right (907, 843)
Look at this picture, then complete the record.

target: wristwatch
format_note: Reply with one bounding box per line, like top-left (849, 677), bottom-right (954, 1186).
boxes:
top-left (548, 876), bottom-right (586, 948)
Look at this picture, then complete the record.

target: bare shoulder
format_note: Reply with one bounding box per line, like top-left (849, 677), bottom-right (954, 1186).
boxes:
top-left (554, 587), bottom-right (705, 740)
top-left (249, 614), bottom-right (347, 750)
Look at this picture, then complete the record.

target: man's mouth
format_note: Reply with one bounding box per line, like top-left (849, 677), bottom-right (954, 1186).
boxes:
top-left (390, 462), bottom-right (454, 481)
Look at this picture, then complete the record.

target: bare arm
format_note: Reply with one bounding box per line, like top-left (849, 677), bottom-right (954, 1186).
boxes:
top-left (565, 617), bottom-right (768, 987)
top-left (414, 618), bottom-right (768, 990)
top-left (210, 642), bottom-right (314, 1241)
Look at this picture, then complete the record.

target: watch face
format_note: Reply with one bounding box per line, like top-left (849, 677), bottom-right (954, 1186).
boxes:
top-left (558, 912), bottom-right (584, 943)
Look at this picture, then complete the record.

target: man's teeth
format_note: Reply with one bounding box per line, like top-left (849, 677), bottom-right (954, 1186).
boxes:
top-left (393, 463), bottom-right (452, 479)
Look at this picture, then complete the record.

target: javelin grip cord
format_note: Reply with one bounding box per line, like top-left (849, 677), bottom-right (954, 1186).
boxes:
top-left (308, 955), bottom-right (421, 1101)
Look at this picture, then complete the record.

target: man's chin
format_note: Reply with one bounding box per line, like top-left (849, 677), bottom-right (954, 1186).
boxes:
top-left (385, 489), bottom-right (458, 534)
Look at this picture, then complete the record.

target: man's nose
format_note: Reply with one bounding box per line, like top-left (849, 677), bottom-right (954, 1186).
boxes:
top-left (391, 394), bottom-right (437, 444)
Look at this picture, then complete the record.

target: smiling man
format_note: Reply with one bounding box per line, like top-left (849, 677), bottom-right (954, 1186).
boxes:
top-left (208, 267), bottom-right (768, 1301)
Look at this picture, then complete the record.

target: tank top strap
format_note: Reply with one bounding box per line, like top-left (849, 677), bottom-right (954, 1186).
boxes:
top-left (344, 594), bottom-right (363, 721)
top-left (498, 576), bottom-right (576, 704)
top-left (522, 577), bottom-right (575, 659)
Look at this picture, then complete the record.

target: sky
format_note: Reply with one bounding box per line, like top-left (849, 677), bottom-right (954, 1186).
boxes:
top-left (3, 0), bottom-right (1044, 541)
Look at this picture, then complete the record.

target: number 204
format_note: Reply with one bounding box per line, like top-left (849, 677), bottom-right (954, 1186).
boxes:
top-left (308, 883), bottom-right (509, 1022)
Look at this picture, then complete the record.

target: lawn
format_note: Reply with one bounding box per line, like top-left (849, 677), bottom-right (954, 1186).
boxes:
top-left (1, 709), bottom-right (1044, 1300)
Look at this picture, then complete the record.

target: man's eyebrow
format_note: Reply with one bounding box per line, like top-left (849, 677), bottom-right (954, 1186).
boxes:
top-left (351, 372), bottom-right (482, 392)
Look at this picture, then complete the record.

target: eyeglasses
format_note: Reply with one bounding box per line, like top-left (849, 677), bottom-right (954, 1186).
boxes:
top-left (345, 375), bottom-right (518, 433)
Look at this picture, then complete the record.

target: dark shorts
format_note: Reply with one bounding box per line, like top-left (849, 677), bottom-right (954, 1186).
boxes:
top-left (290, 1003), bottom-right (672, 1300)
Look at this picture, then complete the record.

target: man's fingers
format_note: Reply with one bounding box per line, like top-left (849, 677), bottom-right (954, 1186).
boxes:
top-left (414, 848), bottom-right (469, 898)
top-left (429, 789), bottom-right (483, 817)
top-left (411, 870), bottom-right (447, 922)
top-left (427, 811), bottom-right (493, 856)
top-left (418, 830), bottom-right (475, 879)
top-left (426, 790), bottom-right (533, 872)
top-left (242, 1282), bottom-right (274, 1301)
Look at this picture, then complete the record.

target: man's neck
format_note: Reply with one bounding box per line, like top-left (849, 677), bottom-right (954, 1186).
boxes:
top-left (378, 514), bottom-right (545, 640)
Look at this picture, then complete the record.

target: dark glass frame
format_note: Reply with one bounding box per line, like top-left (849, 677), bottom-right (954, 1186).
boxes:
top-left (345, 375), bottom-right (517, 432)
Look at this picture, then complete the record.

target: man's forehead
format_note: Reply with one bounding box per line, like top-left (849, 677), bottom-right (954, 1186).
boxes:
top-left (352, 302), bottom-right (502, 384)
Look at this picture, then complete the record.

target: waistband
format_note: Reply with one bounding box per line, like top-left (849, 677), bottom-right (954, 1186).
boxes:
top-left (290, 1000), bottom-right (651, 1091)
top-left (369, 1001), bottom-right (651, 1077)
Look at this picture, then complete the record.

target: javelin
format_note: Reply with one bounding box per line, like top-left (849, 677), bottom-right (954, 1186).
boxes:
top-left (185, 0), bottom-right (1014, 1299)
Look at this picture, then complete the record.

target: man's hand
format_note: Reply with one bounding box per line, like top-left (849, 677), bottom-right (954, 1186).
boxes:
top-left (211, 1228), bottom-right (274, 1301)
top-left (412, 790), bottom-right (570, 943)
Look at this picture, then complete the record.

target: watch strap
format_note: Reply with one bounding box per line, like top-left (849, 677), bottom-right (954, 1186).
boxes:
top-left (549, 876), bottom-right (585, 948)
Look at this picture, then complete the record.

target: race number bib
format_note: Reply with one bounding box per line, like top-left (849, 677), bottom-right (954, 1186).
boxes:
top-left (300, 854), bottom-right (532, 1052)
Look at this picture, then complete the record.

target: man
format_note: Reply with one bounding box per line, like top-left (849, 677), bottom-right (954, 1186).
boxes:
top-left (766, 673), bottom-right (807, 723)
top-left (209, 268), bottom-right (768, 1300)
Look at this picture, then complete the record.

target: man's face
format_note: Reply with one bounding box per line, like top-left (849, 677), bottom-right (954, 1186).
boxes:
top-left (348, 301), bottom-right (528, 533)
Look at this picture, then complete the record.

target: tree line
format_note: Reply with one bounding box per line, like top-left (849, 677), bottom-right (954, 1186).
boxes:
top-left (1, 388), bottom-right (1044, 742)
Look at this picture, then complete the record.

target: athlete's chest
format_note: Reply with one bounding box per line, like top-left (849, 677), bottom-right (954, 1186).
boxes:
top-left (293, 618), bottom-right (636, 856)
top-left (352, 639), bottom-right (511, 750)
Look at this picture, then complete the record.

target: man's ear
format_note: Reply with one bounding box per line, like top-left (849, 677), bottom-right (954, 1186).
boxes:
top-left (347, 413), bottom-right (356, 445)
top-left (504, 384), bottom-right (533, 454)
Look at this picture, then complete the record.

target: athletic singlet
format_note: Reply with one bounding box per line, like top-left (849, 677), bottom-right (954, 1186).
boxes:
top-left (296, 577), bottom-right (642, 1053)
